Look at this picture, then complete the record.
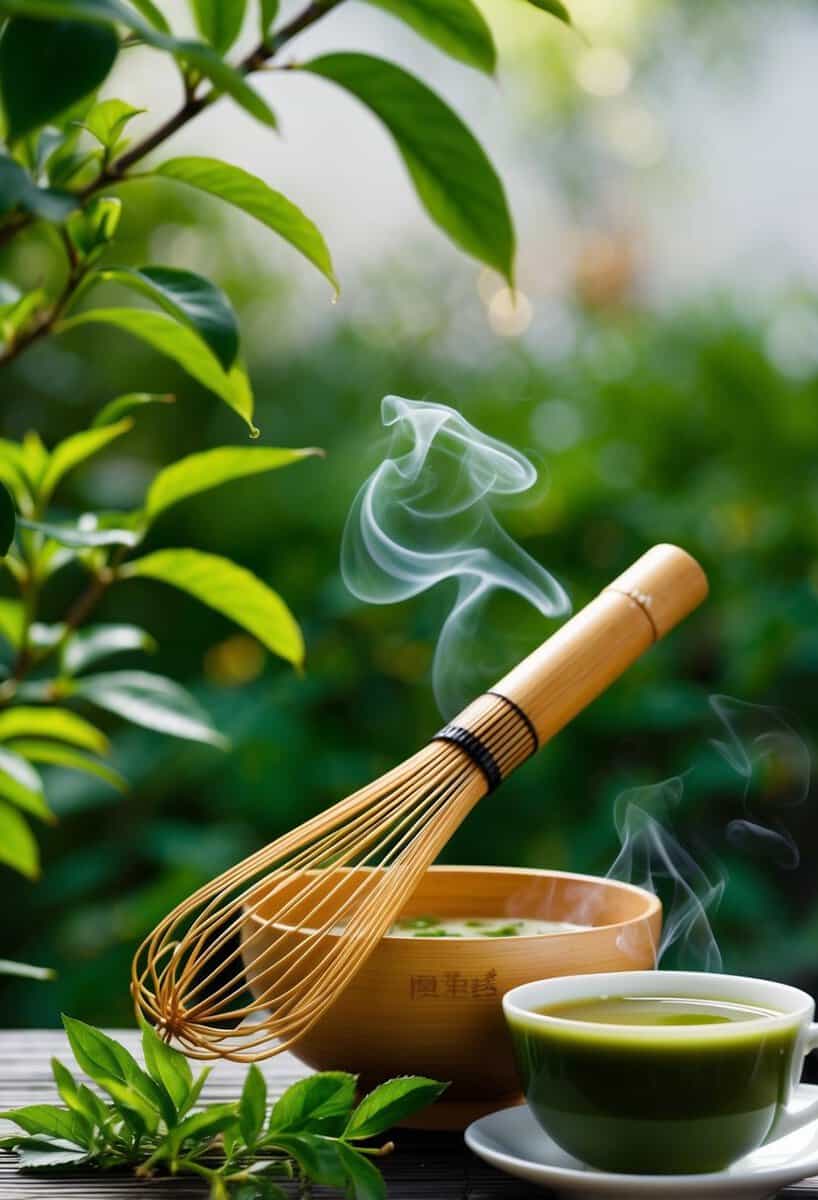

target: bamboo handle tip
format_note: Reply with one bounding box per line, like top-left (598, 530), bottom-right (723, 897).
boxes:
top-left (606, 543), bottom-right (708, 641)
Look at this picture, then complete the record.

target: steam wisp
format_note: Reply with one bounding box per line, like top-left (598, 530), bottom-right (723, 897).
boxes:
top-left (607, 779), bottom-right (725, 972)
top-left (606, 695), bottom-right (811, 971)
top-left (341, 396), bottom-right (570, 717)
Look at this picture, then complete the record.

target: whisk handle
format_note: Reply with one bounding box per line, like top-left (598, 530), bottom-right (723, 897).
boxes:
top-left (438, 545), bottom-right (707, 788)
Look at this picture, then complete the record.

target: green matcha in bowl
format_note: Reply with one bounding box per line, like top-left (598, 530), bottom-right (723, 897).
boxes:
top-left (503, 970), bottom-right (818, 1175)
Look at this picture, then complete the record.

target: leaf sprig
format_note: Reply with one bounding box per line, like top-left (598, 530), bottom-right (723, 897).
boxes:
top-left (0, 1017), bottom-right (448, 1199)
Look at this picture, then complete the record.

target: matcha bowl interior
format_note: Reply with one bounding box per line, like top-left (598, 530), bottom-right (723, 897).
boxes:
top-left (242, 866), bottom-right (662, 1129)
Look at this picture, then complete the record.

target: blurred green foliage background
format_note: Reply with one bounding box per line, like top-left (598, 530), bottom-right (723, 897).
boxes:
top-left (2, 0), bottom-right (818, 1026)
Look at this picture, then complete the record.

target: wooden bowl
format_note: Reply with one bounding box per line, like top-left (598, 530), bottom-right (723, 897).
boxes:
top-left (242, 865), bottom-right (661, 1130)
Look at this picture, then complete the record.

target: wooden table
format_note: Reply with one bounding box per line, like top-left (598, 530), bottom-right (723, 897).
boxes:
top-left (2, 1030), bottom-right (818, 1198)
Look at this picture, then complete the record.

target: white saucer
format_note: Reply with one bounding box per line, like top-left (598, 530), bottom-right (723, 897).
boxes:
top-left (465, 1088), bottom-right (818, 1200)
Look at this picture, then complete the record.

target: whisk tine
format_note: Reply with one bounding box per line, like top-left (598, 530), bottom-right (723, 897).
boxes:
top-left (133, 546), bottom-right (708, 1062)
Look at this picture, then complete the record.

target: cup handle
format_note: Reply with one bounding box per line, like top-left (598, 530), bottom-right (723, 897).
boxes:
top-left (765, 1023), bottom-right (818, 1142)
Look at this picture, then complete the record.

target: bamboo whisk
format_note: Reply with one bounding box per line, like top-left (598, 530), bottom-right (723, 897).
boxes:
top-left (133, 544), bottom-right (708, 1061)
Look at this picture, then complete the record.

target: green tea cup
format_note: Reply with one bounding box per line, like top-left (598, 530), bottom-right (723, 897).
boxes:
top-left (503, 970), bottom-right (818, 1175)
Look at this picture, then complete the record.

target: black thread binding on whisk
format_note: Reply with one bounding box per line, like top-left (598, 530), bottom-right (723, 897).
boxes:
top-left (485, 691), bottom-right (539, 755)
top-left (434, 724), bottom-right (502, 792)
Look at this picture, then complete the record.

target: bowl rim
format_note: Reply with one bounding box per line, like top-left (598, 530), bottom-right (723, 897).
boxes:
top-left (244, 865), bottom-right (662, 940)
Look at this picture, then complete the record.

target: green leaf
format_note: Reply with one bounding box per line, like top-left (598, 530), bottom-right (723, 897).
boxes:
top-left (0, 1104), bottom-right (90, 1147)
top-left (0, 18), bottom-right (118, 141)
top-left (0, 706), bottom-right (108, 754)
top-left (0, 747), bottom-right (51, 822)
top-left (0, 481), bottom-right (15, 555)
top-left (81, 98), bottom-right (145, 149)
top-left (170, 1103), bottom-right (237, 1150)
top-left (125, 548), bottom-right (304, 667)
top-left (69, 670), bottom-right (228, 747)
top-left (9, 740), bottom-right (126, 792)
top-left (363, 0), bottom-right (495, 74)
top-left (178, 1066), bottom-right (211, 1118)
top-left (38, 418), bottom-right (134, 502)
top-left (0, 599), bottom-right (23, 648)
top-left (93, 391), bottom-right (175, 427)
top-left (268, 1072), bottom-right (357, 1133)
top-left (62, 1016), bottom-right (170, 1123)
top-left (337, 1142), bottom-right (387, 1200)
top-left (520, 0), bottom-right (571, 22)
top-left (239, 1063), bottom-right (266, 1148)
top-left (259, 0), bottom-right (278, 39)
top-left (191, 0), bottom-right (247, 53)
top-left (95, 265), bottom-right (240, 370)
top-left (343, 1077), bottom-right (448, 1139)
top-left (12, 1139), bottom-right (91, 1170)
top-left (58, 308), bottom-right (257, 435)
top-left (303, 54), bottom-right (514, 285)
top-left (0, 800), bottom-right (38, 877)
top-left (128, 0), bottom-right (170, 31)
top-left (66, 195), bottom-right (121, 259)
top-left (0, 157), bottom-right (75, 221)
top-left (51, 1059), bottom-right (107, 1126)
top-left (156, 158), bottom-right (338, 295)
top-left (0, 1), bottom-right (277, 132)
top-left (0, 958), bottom-right (54, 980)
top-left (144, 445), bottom-right (321, 526)
top-left (18, 515), bottom-right (141, 548)
top-left (140, 1018), bottom-right (192, 1113)
top-left (97, 1076), bottom-right (160, 1134)
top-left (268, 1133), bottom-right (346, 1188)
top-left (63, 624), bottom-right (156, 675)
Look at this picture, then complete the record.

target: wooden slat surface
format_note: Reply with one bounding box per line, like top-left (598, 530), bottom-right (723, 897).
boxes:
top-left (1, 1030), bottom-right (817, 1198)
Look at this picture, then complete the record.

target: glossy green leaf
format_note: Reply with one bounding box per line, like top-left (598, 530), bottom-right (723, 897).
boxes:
top-left (0, 1), bottom-right (277, 131)
top-left (57, 308), bottom-right (257, 434)
top-left (259, 0), bottom-right (278, 39)
top-left (337, 1142), bottom-right (386, 1200)
top-left (93, 391), bottom-right (175, 427)
top-left (51, 1060), bottom-right (107, 1127)
top-left (0, 18), bottom-right (118, 141)
top-left (13, 1140), bottom-right (91, 1170)
top-left (62, 624), bottom-right (156, 675)
top-left (95, 266), bottom-right (240, 370)
top-left (170, 1104), bottom-right (238, 1150)
top-left (363, 0), bottom-right (495, 74)
top-left (98, 1076), bottom-right (160, 1133)
top-left (18, 515), bottom-right (140, 548)
top-left (38, 418), bottom-right (134, 502)
top-left (144, 445), bottom-right (322, 526)
top-left (174, 41), bottom-right (276, 129)
top-left (0, 706), bottom-right (108, 754)
top-left (9, 740), bottom-right (126, 792)
top-left (0, 1104), bottom-right (90, 1146)
top-left (70, 670), bottom-right (228, 747)
top-left (66, 195), bottom-right (121, 260)
top-left (239, 1064), bottom-right (266, 1147)
top-left (269, 1133), bottom-right (346, 1188)
top-left (191, 0), bottom-right (246, 53)
top-left (0, 800), bottom-right (38, 878)
top-left (0, 156), bottom-right (76, 220)
top-left (0, 440), bottom-right (31, 507)
top-left (343, 1076), bottom-right (448, 1139)
top-left (128, 0), bottom-right (170, 31)
top-left (0, 958), bottom-right (55, 981)
top-left (268, 1072), bottom-right (356, 1133)
top-left (141, 1018), bottom-right (192, 1112)
top-left (304, 54), bottom-right (514, 284)
top-left (0, 747), bottom-right (52, 823)
top-left (81, 99), bottom-right (145, 149)
top-left (125, 548), bottom-right (304, 667)
top-left (0, 481), bottom-right (15, 555)
top-left (62, 1016), bottom-right (169, 1121)
top-left (0, 599), bottom-right (23, 648)
top-left (520, 0), bottom-right (571, 22)
top-left (156, 157), bottom-right (338, 295)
